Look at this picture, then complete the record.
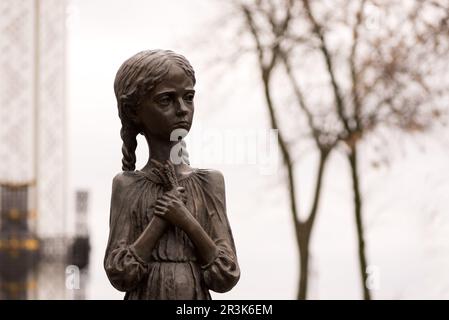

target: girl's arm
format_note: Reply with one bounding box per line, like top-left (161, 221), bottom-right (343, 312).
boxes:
top-left (154, 170), bottom-right (240, 293)
top-left (182, 212), bottom-right (220, 265)
top-left (105, 173), bottom-right (165, 291)
top-left (154, 192), bottom-right (219, 265)
top-left (131, 160), bottom-right (186, 262)
top-left (130, 215), bottom-right (168, 262)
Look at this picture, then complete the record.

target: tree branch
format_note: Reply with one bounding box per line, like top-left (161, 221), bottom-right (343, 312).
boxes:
top-left (302, 0), bottom-right (351, 133)
top-left (349, 0), bottom-right (366, 131)
top-left (241, 1), bottom-right (300, 226)
top-left (306, 149), bottom-right (329, 229)
top-left (279, 49), bottom-right (324, 149)
top-left (241, 4), bottom-right (266, 70)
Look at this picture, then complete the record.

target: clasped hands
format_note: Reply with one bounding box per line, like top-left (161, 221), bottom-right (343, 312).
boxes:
top-left (150, 160), bottom-right (193, 230)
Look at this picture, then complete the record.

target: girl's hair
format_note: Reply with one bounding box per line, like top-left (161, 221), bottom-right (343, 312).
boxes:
top-left (114, 49), bottom-right (196, 171)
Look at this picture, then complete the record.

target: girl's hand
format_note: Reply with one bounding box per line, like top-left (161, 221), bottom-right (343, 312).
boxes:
top-left (151, 159), bottom-right (187, 203)
top-left (151, 159), bottom-right (180, 192)
top-left (178, 186), bottom-right (187, 204)
top-left (154, 188), bottom-right (193, 229)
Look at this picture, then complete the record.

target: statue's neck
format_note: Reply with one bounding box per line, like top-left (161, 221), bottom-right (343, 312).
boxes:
top-left (141, 134), bottom-right (190, 174)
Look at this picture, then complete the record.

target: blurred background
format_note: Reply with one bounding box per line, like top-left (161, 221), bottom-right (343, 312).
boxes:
top-left (1, 0), bottom-right (449, 300)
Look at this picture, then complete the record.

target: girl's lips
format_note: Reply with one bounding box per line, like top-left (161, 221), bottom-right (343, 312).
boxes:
top-left (173, 122), bottom-right (190, 128)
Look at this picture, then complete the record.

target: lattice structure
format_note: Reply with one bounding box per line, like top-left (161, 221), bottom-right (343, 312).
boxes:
top-left (0, 0), bottom-right (66, 235)
top-left (0, 0), bottom-right (68, 299)
top-left (36, 0), bottom-right (66, 239)
top-left (0, 0), bottom-right (35, 183)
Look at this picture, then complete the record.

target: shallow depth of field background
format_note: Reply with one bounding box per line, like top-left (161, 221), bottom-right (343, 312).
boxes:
top-left (62, 0), bottom-right (449, 299)
top-left (64, 0), bottom-right (449, 299)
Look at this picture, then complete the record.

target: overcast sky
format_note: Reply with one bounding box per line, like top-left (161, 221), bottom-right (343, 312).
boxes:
top-left (67, 0), bottom-right (449, 299)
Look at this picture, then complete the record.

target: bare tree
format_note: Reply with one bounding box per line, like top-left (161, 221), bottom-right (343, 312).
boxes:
top-left (225, 0), bottom-right (449, 299)
top-left (298, 0), bottom-right (449, 299)
top-left (234, 0), bottom-right (337, 299)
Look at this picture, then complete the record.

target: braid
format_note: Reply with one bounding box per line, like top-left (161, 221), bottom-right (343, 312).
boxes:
top-left (120, 123), bottom-right (139, 171)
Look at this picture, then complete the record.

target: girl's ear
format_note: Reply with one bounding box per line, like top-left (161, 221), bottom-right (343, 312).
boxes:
top-left (121, 101), bottom-right (141, 128)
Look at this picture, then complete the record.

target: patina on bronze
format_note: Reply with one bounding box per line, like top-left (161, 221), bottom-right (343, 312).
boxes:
top-left (104, 50), bottom-right (240, 299)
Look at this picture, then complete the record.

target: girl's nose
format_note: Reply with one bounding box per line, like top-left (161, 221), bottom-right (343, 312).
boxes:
top-left (176, 98), bottom-right (189, 116)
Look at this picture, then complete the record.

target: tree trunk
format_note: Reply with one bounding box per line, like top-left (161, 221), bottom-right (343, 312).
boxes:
top-left (297, 151), bottom-right (328, 300)
top-left (297, 227), bottom-right (310, 300)
top-left (348, 145), bottom-right (371, 300)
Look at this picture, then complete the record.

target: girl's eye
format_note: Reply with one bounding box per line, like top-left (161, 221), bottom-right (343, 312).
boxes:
top-left (157, 95), bottom-right (171, 106)
top-left (184, 93), bottom-right (194, 103)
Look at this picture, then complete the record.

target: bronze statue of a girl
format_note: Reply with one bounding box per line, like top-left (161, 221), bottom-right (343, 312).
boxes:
top-left (104, 50), bottom-right (240, 299)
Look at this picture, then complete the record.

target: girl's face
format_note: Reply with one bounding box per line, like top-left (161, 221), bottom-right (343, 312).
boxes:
top-left (137, 64), bottom-right (195, 141)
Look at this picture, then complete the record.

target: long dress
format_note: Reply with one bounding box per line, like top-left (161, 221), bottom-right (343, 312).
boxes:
top-left (104, 168), bottom-right (240, 299)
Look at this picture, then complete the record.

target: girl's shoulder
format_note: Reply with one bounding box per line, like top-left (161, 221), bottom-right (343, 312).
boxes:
top-left (194, 168), bottom-right (226, 191)
top-left (111, 170), bottom-right (143, 192)
top-left (111, 168), bottom-right (225, 191)
top-left (195, 168), bottom-right (224, 180)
